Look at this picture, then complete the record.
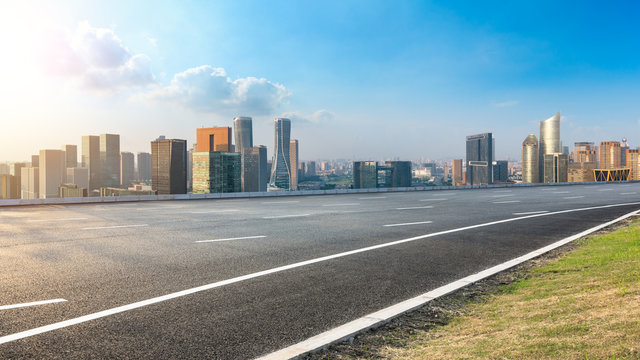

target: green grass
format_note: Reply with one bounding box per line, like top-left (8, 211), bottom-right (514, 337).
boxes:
top-left (382, 220), bottom-right (640, 360)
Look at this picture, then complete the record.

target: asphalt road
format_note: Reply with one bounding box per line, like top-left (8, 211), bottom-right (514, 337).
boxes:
top-left (1, 183), bottom-right (639, 359)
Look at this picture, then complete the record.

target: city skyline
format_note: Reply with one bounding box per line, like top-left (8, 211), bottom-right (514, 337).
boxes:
top-left (2, 1), bottom-right (640, 162)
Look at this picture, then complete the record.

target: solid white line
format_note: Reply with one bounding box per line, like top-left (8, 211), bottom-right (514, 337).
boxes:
top-left (384, 221), bottom-right (433, 227)
top-left (322, 203), bottom-right (360, 207)
top-left (513, 211), bottom-right (549, 216)
top-left (3, 201), bottom-right (640, 346)
top-left (195, 236), bottom-right (267, 243)
top-left (190, 209), bottom-right (239, 214)
top-left (27, 218), bottom-right (88, 223)
top-left (621, 192), bottom-right (637, 195)
top-left (257, 207), bottom-right (640, 360)
top-left (261, 201), bottom-right (300, 204)
top-left (598, 189), bottom-right (614, 192)
top-left (552, 191), bottom-right (570, 194)
top-left (420, 198), bottom-right (447, 202)
top-left (564, 196), bottom-right (585, 199)
top-left (262, 214), bottom-right (311, 219)
top-left (493, 200), bottom-right (520, 204)
top-left (82, 224), bottom-right (148, 230)
top-left (0, 299), bottom-right (67, 311)
top-left (492, 190), bottom-right (512, 193)
top-left (541, 188), bottom-right (555, 191)
top-left (396, 206), bottom-right (433, 210)
top-left (358, 197), bottom-right (387, 200)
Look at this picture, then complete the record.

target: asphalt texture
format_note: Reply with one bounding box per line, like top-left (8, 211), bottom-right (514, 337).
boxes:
top-left (1, 183), bottom-right (639, 359)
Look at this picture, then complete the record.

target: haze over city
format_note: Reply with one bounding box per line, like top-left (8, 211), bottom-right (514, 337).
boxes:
top-left (2, 1), bottom-right (640, 162)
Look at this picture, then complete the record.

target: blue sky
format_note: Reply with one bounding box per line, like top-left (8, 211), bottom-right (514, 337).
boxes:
top-left (1, 0), bottom-right (639, 162)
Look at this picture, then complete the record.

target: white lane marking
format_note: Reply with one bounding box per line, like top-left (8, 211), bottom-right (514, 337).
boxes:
top-left (263, 214), bottom-right (311, 219)
top-left (322, 203), bottom-right (360, 207)
top-left (261, 201), bottom-right (300, 204)
top-left (492, 190), bottom-right (512, 193)
top-left (552, 191), bottom-right (570, 194)
top-left (27, 218), bottom-right (88, 223)
top-left (493, 200), bottom-right (520, 204)
top-left (621, 192), bottom-right (637, 195)
top-left (258, 207), bottom-right (640, 360)
top-left (81, 224), bottom-right (148, 230)
top-left (358, 196), bottom-right (387, 200)
top-left (513, 211), bottom-right (549, 216)
top-left (384, 221), bottom-right (433, 227)
top-left (419, 198), bottom-right (447, 202)
top-left (3, 201), bottom-right (640, 346)
top-left (195, 235), bottom-right (267, 243)
top-left (541, 188), bottom-right (556, 191)
top-left (396, 206), bottom-right (433, 210)
top-left (564, 196), bottom-right (585, 199)
top-left (136, 207), bottom-right (182, 211)
top-left (598, 189), bottom-right (614, 192)
top-left (0, 299), bottom-right (67, 311)
top-left (491, 194), bottom-right (514, 198)
top-left (190, 209), bottom-right (239, 214)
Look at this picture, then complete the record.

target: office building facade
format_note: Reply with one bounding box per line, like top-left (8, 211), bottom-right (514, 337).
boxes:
top-left (196, 127), bottom-right (232, 152)
top-left (233, 117), bottom-right (253, 152)
top-left (39, 149), bottom-right (65, 198)
top-left (82, 135), bottom-right (101, 191)
top-left (67, 167), bottom-right (89, 191)
top-left (543, 153), bottom-right (568, 183)
top-left (192, 152), bottom-right (241, 193)
top-left (242, 146), bottom-right (267, 192)
top-left (539, 112), bottom-right (561, 181)
top-left (269, 118), bottom-right (292, 190)
top-left (626, 149), bottom-right (640, 181)
top-left (493, 160), bottom-right (509, 183)
top-left (568, 162), bottom-right (596, 182)
top-left (353, 161), bottom-right (378, 189)
top-left (522, 134), bottom-right (539, 183)
top-left (599, 141), bottom-right (621, 169)
top-left (21, 167), bottom-right (39, 199)
top-left (120, 152), bottom-right (135, 187)
top-left (289, 140), bottom-right (299, 191)
top-left (466, 133), bottom-right (493, 185)
top-left (100, 134), bottom-right (120, 188)
top-left (137, 152), bottom-right (152, 182)
top-left (62, 144), bottom-right (78, 168)
top-left (451, 159), bottom-right (463, 186)
top-left (385, 161), bottom-right (412, 187)
top-left (151, 138), bottom-right (187, 195)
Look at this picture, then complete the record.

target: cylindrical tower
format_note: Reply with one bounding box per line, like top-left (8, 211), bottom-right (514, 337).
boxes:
top-left (522, 134), bottom-right (539, 183)
top-left (539, 112), bottom-right (561, 180)
top-left (233, 117), bottom-right (253, 153)
top-left (268, 118), bottom-right (291, 190)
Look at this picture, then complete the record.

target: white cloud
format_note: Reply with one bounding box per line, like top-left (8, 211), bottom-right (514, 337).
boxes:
top-left (280, 109), bottom-right (335, 125)
top-left (493, 100), bottom-right (519, 108)
top-left (139, 65), bottom-right (290, 115)
top-left (43, 21), bottom-right (155, 90)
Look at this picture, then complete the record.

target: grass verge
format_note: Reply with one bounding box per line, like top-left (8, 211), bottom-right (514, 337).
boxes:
top-left (309, 219), bottom-right (640, 359)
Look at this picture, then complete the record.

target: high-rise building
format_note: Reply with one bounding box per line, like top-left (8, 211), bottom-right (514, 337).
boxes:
top-left (100, 134), bottom-right (120, 188)
top-left (466, 133), bottom-right (493, 185)
top-left (137, 152), bottom-right (152, 182)
top-left (82, 135), bottom-right (101, 191)
top-left (269, 118), bottom-right (292, 190)
top-left (9, 162), bottom-right (26, 199)
top-left (575, 150), bottom-right (596, 163)
top-left (626, 149), bottom-right (640, 181)
top-left (289, 139), bottom-right (299, 191)
top-left (67, 167), bottom-right (89, 190)
top-left (62, 144), bottom-right (78, 168)
top-left (21, 167), bottom-right (39, 199)
top-left (621, 138), bottom-right (629, 167)
top-left (543, 153), bottom-right (568, 183)
top-left (522, 134), bottom-right (539, 183)
top-left (242, 146), bottom-right (268, 192)
top-left (192, 152), bottom-right (241, 193)
top-left (568, 162), bottom-right (596, 182)
top-left (120, 152), bottom-right (135, 187)
top-left (451, 159), bottom-right (463, 186)
top-left (196, 127), bottom-right (232, 152)
top-left (298, 162), bottom-right (306, 183)
top-left (599, 141), bottom-right (621, 169)
top-left (539, 112), bottom-right (561, 181)
top-left (492, 160), bottom-right (509, 182)
top-left (31, 155), bottom-right (39, 168)
top-left (187, 145), bottom-right (195, 192)
top-left (39, 149), bottom-right (65, 198)
top-left (384, 161), bottom-right (412, 187)
top-left (233, 117), bottom-right (253, 152)
top-left (353, 161), bottom-right (378, 189)
top-left (306, 161), bottom-right (316, 178)
top-left (151, 138), bottom-right (187, 194)
top-left (0, 175), bottom-right (14, 199)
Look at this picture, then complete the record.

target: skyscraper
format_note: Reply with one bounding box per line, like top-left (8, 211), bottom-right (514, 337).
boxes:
top-left (543, 153), bottom-right (568, 183)
top-left (31, 155), bottom-right (39, 168)
top-left (289, 139), bottom-right (299, 191)
top-left (62, 144), bottom-right (78, 168)
top-left (627, 149), bottom-right (640, 181)
top-left (353, 161), bottom-right (378, 189)
top-left (492, 160), bottom-right (509, 182)
top-left (137, 152), bottom-right (152, 182)
top-left (466, 133), bottom-right (493, 185)
top-left (196, 127), bottom-right (232, 152)
top-left (522, 134), bottom-right (539, 183)
top-left (451, 159), bottom-right (463, 186)
top-left (192, 152), bottom-right (241, 193)
top-left (539, 112), bottom-right (561, 181)
top-left (120, 152), bottom-right (135, 187)
top-left (233, 117), bottom-right (253, 152)
top-left (268, 118), bottom-right (292, 190)
top-left (600, 141), bottom-right (621, 169)
top-left (39, 149), bottom-right (65, 198)
top-left (242, 146), bottom-right (267, 192)
top-left (621, 138), bottom-right (629, 167)
top-left (100, 134), bottom-right (120, 188)
top-left (384, 161), bottom-right (412, 187)
top-left (151, 138), bottom-right (187, 195)
top-left (67, 167), bottom-right (89, 191)
top-left (82, 135), bottom-right (100, 191)
top-left (306, 161), bottom-right (316, 178)
top-left (9, 162), bottom-right (26, 199)
top-left (21, 167), bottom-right (39, 199)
